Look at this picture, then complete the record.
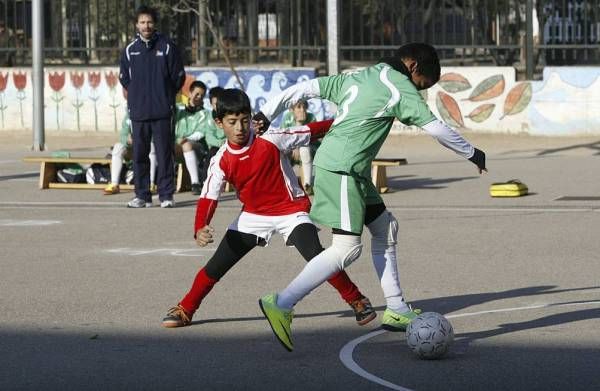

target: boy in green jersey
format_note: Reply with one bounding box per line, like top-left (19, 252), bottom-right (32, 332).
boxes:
top-left (254, 43), bottom-right (487, 351)
top-left (173, 80), bottom-right (212, 195)
top-left (281, 99), bottom-right (318, 194)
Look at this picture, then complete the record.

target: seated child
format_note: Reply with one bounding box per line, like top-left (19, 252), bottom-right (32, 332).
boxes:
top-left (173, 80), bottom-right (212, 195)
top-left (104, 111), bottom-right (156, 195)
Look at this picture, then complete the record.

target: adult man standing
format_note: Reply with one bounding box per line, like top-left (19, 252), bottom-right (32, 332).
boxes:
top-left (119, 5), bottom-right (185, 208)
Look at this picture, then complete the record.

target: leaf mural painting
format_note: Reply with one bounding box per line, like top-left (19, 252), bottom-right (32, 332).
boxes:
top-left (436, 91), bottom-right (464, 128)
top-left (468, 74), bottom-right (505, 102)
top-left (439, 73), bottom-right (471, 93)
top-left (466, 104), bottom-right (495, 123)
top-left (502, 82), bottom-right (532, 118)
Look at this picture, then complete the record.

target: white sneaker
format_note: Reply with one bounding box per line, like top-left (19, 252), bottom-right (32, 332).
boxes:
top-left (160, 199), bottom-right (175, 208)
top-left (127, 198), bottom-right (152, 208)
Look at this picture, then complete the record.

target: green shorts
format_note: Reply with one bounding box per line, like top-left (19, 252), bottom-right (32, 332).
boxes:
top-left (310, 166), bottom-right (383, 234)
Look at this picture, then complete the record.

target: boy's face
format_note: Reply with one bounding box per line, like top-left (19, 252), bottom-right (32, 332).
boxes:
top-left (188, 87), bottom-right (206, 108)
top-left (291, 103), bottom-right (307, 123)
top-left (411, 72), bottom-right (435, 91)
top-left (216, 112), bottom-right (251, 146)
top-left (403, 58), bottom-right (436, 90)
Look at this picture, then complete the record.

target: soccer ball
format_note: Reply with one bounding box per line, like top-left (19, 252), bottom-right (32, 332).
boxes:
top-left (406, 312), bottom-right (454, 359)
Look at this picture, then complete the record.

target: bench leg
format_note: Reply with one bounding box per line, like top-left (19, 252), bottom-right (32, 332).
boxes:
top-left (176, 162), bottom-right (191, 193)
top-left (371, 165), bottom-right (389, 194)
top-left (40, 162), bottom-right (56, 189)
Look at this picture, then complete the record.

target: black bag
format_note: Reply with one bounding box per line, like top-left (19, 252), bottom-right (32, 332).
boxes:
top-left (85, 163), bottom-right (111, 184)
top-left (57, 166), bottom-right (86, 183)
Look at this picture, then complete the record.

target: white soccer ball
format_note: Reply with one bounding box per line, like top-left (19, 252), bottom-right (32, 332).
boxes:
top-left (406, 312), bottom-right (454, 359)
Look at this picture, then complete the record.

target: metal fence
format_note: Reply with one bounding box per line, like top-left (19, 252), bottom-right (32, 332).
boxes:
top-left (1, 0), bottom-right (600, 78)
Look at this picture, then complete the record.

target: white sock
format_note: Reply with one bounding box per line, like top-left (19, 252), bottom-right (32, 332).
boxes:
top-left (149, 142), bottom-right (157, 185)
top-left (183, 150), bottom-right (200, 184)
top-left (299, 146), bottom-right (312, 186)
top-left (367, 212), bottom-right (409, 314)
top-left (110, 143), bottom-right (126, 184)
top-left (276, 234), bottom-right (361, 309)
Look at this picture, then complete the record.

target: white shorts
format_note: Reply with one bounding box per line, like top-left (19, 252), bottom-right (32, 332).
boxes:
top-left (228, 211), bottom-right (314, 246)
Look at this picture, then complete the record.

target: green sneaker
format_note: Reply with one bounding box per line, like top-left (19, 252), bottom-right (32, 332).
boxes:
top-left (381, 306), bottom-right (422, 332)
top-left (259, 293), bottom-right (294, 352)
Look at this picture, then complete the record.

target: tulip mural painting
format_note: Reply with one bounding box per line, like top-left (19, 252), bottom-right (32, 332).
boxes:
top-left (13, 71), bottom-right (27, 128)
top-left (105, 71), bottom-right (120, 132)
top-left (70, 72), bottom-right (85, 131)
top-left (0, 66), bottom-right (597, 135)
top-left (48, 72), bottom-right (65, 130)
top-left (88, 72), bottom-right (101, 131)
top-left (0, 72), bottom-right (8, 128)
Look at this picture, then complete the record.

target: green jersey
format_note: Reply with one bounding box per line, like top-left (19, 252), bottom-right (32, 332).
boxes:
top-left (260, 62), bottom-right (474, 179)
top-left (281, 111), bottom-right (316, 128)
top-left (314, 63), bottom-right (435, 177)
top-left (174, 107), bottom-right (213, 143)
top-left (119, 112), bottom-right (131, 146)
top-left (204, 113), bottom-right (226, 149)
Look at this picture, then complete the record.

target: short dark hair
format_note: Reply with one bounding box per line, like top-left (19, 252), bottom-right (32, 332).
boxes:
top-left (214, 89), bottom-right (251, 120)
top-left (397, 43), bottom-right (440, 83)
top-left (189, 80), bottom-right (207, 93)
top-left (292, 99), bottom-right (308, 109)
top-left (209, 86), bottom-right (225, 101)
top-left (135, 5), bottom-right (158, 24)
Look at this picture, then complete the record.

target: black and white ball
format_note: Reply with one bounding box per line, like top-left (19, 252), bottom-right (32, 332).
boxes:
top-left (406, 312), bottom-right (454, 359)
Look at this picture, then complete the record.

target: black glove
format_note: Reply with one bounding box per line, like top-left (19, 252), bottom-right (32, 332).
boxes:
top-left (469, 148), bottom-right (486, 172)
top-left (252, 111), bottom-right (271, 135)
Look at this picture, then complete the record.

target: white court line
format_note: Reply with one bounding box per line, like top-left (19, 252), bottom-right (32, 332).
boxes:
top-left (0, 219), bottom-right (62, 226)
top-left (0, 202), bottom-right (597, 212)
top-left (339, 300), bottom-right (600, 391)
top-left (105, 247), bottom-right (216, 257)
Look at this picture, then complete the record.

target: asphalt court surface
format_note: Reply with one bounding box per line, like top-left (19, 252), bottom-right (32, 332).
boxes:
top-left (1, 132), bottom-right (600, 390)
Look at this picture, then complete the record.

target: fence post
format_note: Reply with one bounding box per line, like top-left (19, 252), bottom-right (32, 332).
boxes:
top-left (32, 0), bottom-right (45, 151)
top-left (526, 0), bottom-right (534, 80)
top-left (326, 0), bottom-right (339, 75)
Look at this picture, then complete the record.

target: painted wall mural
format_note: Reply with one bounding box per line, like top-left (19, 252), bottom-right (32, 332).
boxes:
top-left (0, 66), bottom-right (598, 136)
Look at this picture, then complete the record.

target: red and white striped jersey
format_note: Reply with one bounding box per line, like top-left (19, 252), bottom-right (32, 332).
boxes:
top-left (194, 120), bottom-right (333, 234)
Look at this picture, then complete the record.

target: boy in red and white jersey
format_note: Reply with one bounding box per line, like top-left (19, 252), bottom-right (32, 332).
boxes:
top-left (162, 88), bottom-right (375, 328)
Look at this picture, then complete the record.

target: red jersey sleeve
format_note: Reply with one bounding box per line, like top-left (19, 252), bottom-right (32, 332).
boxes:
top-left (194, 197), bottom-right (218, 237)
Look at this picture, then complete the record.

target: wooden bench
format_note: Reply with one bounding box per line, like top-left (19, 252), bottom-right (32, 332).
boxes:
top-left (23, 156), bottom-right (232, 193)
top-left (371, 158), bottom-right (408, 193)
top-left (22, 157), bottom-right (133, 190)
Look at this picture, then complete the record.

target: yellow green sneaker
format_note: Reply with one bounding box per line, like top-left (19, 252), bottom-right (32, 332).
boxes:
top-left (381, 306), bottom-right (422, 332)
top-left (259, 293), bottom-right (294, 352)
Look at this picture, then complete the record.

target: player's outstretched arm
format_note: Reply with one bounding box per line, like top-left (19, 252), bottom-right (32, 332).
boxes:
top-left (421, 119), bottom-right (487, 174)
top-left (253, 78), bottom-right (322, 134)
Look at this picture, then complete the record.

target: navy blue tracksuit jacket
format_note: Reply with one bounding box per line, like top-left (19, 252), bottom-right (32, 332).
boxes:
top-left (119, 32), bottom-right (185, 202)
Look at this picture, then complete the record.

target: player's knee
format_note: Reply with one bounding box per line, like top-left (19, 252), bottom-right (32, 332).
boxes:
top-left (112, 142), bottom-right (126, 157)
top-left (182, 141), bottom-right (193, 152)
top-left (367, 211), bottom-right (398, 249)
top-left (331, 234), bottom-right (363, 269)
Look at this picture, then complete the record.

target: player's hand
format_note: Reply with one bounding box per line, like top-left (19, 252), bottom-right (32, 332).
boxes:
top-left (469, 147), bottom-right (487, 174)
top-left (195, 226), bottom-right (214, 247)
top-left (127, 134), bottom-right (133, 145)
top-left (252, 112), bottom-right (271, 135)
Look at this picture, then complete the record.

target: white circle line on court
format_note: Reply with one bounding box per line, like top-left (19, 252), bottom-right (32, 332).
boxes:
top-left (339, 300), bottom-right (600, 391)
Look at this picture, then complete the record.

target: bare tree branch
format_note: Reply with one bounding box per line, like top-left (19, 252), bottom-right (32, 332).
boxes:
top-left (172, 0), bottom-right (245, 90)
